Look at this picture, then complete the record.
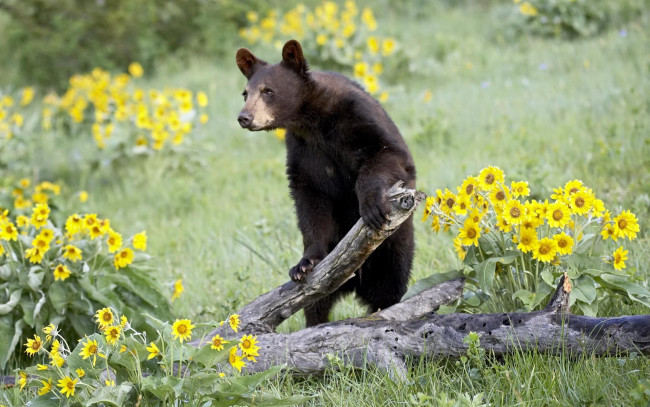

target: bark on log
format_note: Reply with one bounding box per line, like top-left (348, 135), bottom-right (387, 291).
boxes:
top-left (193, 182), bottom-right (427, 345)
top-left (236, 275), bottom-right (650, 379)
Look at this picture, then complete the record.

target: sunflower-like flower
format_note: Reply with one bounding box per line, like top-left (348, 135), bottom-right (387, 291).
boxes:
top-left (95, 307), bottom-right (115, 329)
top-left (38, 379), bottom-right (52, 396)
top-left (613, 210), bottom-right (640, 241)
top-left (229, 347), bottom-right (246, 372)
top-left (458, 218), bottom-right (481, 246)
top-left (533, 237), bottom-right (558, 263)
top-left (114, 248), bottom-right (134, 269)
top-left (453, 236), bottom-right (467, 261)
top-left (63, 244), bottom-right (83, 262)
top-left (211, 334), bottom-right (230, 351)
top-left (171, 319), bottom-right (195, 343)
top-left (229, 314), bottom-right (241, 333)
top-left (104, 325), bottom-right (121, 346)
top-left (517, 227), bottom-right (538, 253)
top-left (239, 335), bottom-right (260, 359)
top-left (53, 264), bottom-right (71, 281)
top-left (146, 342), bottom-right (160, 359)
top-left (546, 201), bottom-right (571, 229)
top-left (612, 247), bottom-right (628, 270)
top-left (24, 335), bottom-right (43, 357)
top-left (568, 190), bottom-right (593, 216)
top-left (503, 200), bottom-right (525, 225)
top-left (553, 232), bottom-right (574, 256)
top-left (57, 376), bottom-right (78, 398)
top-left (478, 166), bottom-right (504, 191)
top-left (80, 338), bottom-right (105, 367)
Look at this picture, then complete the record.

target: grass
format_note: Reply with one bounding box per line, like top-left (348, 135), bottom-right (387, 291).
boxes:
top-left (2, 0), bottom-right (650, 405)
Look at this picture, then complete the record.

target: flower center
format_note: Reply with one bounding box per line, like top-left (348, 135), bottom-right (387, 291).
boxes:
top-left (89, 345), bottom-right (97, 354)
top-left (103, 313), bottom-right (112, 322)
top-left (178, 325), bottom-right (187, 334)
top-left (618, 219), bottom-right (627, 229)
top-left (67, 382), bottom-right (74, 390)
top-left (32, 342), bottom-right (40, 350)
top-left (539, 244), bottom-right (550, 255)
top-left (121, 251), bottom-right (128, 258)
top-left (558, 239), bottom-right (567, 248)
top-left (465, 184), bottom-right (474, 195)
top-left (213, 338), bottom-right (221, 347)
top-left (521, 236), bottom-right (531, 245)
top-left (569, 187), bottom-right (579, 194)
top-left (574, 197), bottom-right (585, 208)
top-left (485, 174), bottom-right (495, 184)
top-left (467, 228), bottom-right (477, 239)
top-left (243, 340), bottom-right (251, 349)
top-left (495, 191), bottom-right (505, 201)
top-left (553, 210), bottom-right (563, 221)
top-left (510, 207), bottom-right (521, 218)
top-left (446, 198), bottom-right (455, 209)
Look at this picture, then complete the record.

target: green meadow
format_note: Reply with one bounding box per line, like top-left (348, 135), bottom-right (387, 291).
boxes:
top-left (1, 1), bottom-right (649, 405)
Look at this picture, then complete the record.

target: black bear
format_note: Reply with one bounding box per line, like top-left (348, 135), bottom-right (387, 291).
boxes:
top-left (236, 39), bottom-right (416, 326)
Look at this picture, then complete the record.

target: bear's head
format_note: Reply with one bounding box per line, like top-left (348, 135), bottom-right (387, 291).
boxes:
top-left (236, 40), bottom-right (310, 131)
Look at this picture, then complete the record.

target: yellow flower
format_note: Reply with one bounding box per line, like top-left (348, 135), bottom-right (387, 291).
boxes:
top-left (196, 91), bottom-right (208, 107)
top-left (489, 186), bottom-right (511, 211)
top-left (38, 379), bottom-right (52, 396)
top-left (50, 339), bottom-right (61, 356)
top-left (133, 231), bottom-right (147, 251)
top-left (25, 247), bottom-right (44, 263)
top-left (128, 62), bottom-right (144, 78)
top-left (519, 1), bottom-right (538, 16)
top-left (517, 227), bottom-right (538, 253)
top-left (53, 264), bottom-right (71, 281)
top-left (546, 201), bottom-right (571, 228)
top-left (16, 215), bottom-right (29, 228)
top-left (104, 325), bottom-right (121, 346)
top-left (600, 223), bottom-right (617, 241)
top-left (510, 181), bottom-right (530, 198)
top-left (57, 376), bottom-right (78, 398)
top-left (37, 364), bottom-right (48, 370)
top-left (106, 230), bottom-right (123, 253)
top-left (80, 338), bottom-right (105, 366)
top-left (0, 222), bottom-right (17, 241)
top-left (612, 246), bottom-right (628, 270)
top-left (95, 307), bottom-right (115, 329)
top-left (229, 347), bottom-right (246, 372)
top-left (533, 237), bottom-right (558, 263)
top-left (76, 368), bottom-right (85, 378)
top-left (458, 177), bottom-right (479, 198)
top-left (563, 179), bottom-right (584, 197)
top-left (50, 352), bottom-right (65, 367)
top-left (452, 194), bottom-right (471, 216)
top-left (79, 191), bottom-right (89, 203)
top-left (105, 379), bottom-right (115, 386)
top-left (24, 334), bottom-right (43, 357)
top-left (458, 218), bottom-right (481, 247)
top-left (453, 237), bottom-right (467, 261)
top-left (18, 372), bottom-right (27, 391)
top-left (171, 319), bottom-right (195, 343)
top-left (63, 244), bottom-right (83, 262)
top-left (502, 200), bottom-right (525, 225)
top-left (239, 335), bottom-right (260, 358)
top-left (146, 342), bottom-right (160, 359)
top-left (553, 232), bottom-right (574, 256)
top-left (65, 214), bottom-right (84, 235)
top-left (171, 279), bottom-right (184, 301)
top-left (211, 334), bottom-right (229, 351)
top-left (20, 86), bottom-right (35, 106)
top-left (119, 345), bottom-right (128, 353)
top-left (568, 190), bottom-right (593, 216)
top-left (31, 203), bottom-right (50, 229)
top-left (367, 36), bottom-right (379, 55)
top-left (229, 314), bottom-right (240, 333)
top-left (478, 166), bottom-right (504, 191)
top-left (382, 38), bottom-right (396, 56)
top-left (613, 210), bottom-right (639, 240)
top-left (361, 7), bottom-right (377, 30)
top-left (114, 248), bottom-right (135, 269)
top-left (495, 214), bottom-right (512, 233)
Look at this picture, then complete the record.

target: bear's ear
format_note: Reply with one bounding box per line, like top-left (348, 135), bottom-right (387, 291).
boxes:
top-left (281, 39), bottom-right (309, 77)
top-left (236, 48), bottom-right (267, 79)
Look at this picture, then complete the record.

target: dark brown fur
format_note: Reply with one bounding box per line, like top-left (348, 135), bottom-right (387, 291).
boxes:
top-left (237, 40), bottom-right (416, 326)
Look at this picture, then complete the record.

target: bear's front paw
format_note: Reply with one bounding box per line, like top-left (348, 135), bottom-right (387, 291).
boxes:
top-left (289, 257), bottom-right (318, 283)
top-left (360, 200), bottom-right (389, 231)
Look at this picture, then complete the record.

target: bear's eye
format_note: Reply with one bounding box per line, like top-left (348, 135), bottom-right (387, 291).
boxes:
top-left (262, 88), bottom-right (275, 96)
top-left (242, 90), bottom-right (248, 101)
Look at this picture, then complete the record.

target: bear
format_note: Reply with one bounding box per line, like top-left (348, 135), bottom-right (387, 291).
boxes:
top-left (236, 39), bottom-right (416, 327)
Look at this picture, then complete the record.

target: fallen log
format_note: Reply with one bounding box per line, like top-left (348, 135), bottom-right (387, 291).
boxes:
top-left (235, 274), bottom-right (650, 379)
top-left (193, 182), bottom-right (427, 344)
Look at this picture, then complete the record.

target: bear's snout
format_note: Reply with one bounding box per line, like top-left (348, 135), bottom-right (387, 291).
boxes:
top-left (237, 111), bottom-right (253, 129)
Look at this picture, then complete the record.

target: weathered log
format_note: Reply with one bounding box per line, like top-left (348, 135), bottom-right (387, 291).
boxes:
top-left (193, 182), bottom-right (427, 345)
top-left (235, 275), bottom-right (650, 379)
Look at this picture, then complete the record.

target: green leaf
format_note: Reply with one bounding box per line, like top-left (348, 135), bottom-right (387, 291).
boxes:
top-left (576, 300), bottom-right (599, 317)
top-left (85, 382), bottom-right (134, 406)
top-left (401, 270), bottom-right (464, 301)
top-left (474, 254), bottom-right (519, 295)
top-left (47, 282), bottom-right (70, 313)
top-left (512, 289), bottom-right (535, 311)
top-left (572, 275), bottom-right (597, 304)
top-left (20, 395), bottom-right (60, 407)
top-left (191, 343), bottom-right (231, 368)
top-left (142, 376), bottom-right (184, 401)
top-left (0, 316), bottom-right (22, 369)
top-left (0, 289), bottom-right (22, 315)
top-left (28, 266), bottom-right (45, 291)
top-left (599, 274), bottom-right (650, 308)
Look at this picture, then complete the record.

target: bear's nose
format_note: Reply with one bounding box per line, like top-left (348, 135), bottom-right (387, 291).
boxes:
top-left (237, 112), bottom-right (252, 128)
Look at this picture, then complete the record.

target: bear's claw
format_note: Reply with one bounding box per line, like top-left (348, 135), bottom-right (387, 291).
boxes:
top-left (289, 257), bottom-right (316, 283)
